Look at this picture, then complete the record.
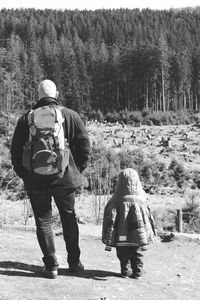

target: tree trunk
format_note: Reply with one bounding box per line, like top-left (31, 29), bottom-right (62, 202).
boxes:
top-left (145, 71), bottom-right (149, 110)
top-left (161, 66), bottom-right (165, 112)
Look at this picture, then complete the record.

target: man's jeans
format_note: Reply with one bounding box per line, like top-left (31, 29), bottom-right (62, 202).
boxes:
top-left (27, 185), bottom-right (80, 270)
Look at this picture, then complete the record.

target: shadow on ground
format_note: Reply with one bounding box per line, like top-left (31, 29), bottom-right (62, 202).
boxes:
top-left (0, 261), bottom-right (119, 280)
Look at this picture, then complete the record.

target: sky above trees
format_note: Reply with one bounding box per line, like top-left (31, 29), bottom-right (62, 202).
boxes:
top-left (0, 0), bottom-right (200, 10)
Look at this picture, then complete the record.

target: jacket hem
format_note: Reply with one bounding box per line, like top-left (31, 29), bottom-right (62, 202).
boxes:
top-left (115, 242), bottom-right (140, 247)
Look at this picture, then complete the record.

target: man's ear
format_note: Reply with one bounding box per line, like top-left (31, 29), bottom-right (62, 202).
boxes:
top-left (55, 91), bottom-right (59, 99)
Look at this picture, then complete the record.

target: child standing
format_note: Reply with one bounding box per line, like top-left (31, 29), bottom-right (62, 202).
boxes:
top-left (102, 168), bottom-right (156, 279)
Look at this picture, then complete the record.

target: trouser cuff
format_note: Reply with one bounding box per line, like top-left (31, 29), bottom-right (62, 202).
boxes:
top-left (42, 255), bottom-right (59, 270)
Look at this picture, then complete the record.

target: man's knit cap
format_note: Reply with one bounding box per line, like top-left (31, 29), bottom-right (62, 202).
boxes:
top-left (38, 79), bottom-right (57, 100)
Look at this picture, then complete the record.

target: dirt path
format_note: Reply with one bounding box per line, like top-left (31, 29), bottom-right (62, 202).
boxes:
top-left (0, 226), bottom-right (200, 300)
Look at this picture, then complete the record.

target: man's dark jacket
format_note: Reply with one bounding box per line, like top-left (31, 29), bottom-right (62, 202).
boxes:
top-left (10, 98), bottom-right (90, 190)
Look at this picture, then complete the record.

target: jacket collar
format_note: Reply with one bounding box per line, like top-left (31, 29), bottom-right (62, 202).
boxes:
top-left (34, 97), bottom-right (59, 109)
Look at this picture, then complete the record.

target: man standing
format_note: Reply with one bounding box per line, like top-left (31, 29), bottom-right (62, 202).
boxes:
top-left (11, 79), bottom-right (90, 279)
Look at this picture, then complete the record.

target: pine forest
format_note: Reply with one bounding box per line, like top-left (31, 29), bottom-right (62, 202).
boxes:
top-left (0, 7), bottom-right (200, 116)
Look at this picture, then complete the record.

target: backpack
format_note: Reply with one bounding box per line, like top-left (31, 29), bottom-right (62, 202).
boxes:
top-left (22, 105), bottom-right (69, 178)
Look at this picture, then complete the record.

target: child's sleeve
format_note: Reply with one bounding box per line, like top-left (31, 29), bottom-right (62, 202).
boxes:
top-left (145, 197), bottom-right (157, 238)
top-left (102, 202), bottom-right (117, 247)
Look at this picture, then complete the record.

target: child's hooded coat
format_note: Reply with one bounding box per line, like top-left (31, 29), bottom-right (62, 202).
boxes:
top-left (102, 168), bottom-right (156, 248)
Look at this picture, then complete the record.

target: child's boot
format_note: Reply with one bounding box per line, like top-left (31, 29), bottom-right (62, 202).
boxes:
top-left (120, 260), bottom-right (132, 278)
